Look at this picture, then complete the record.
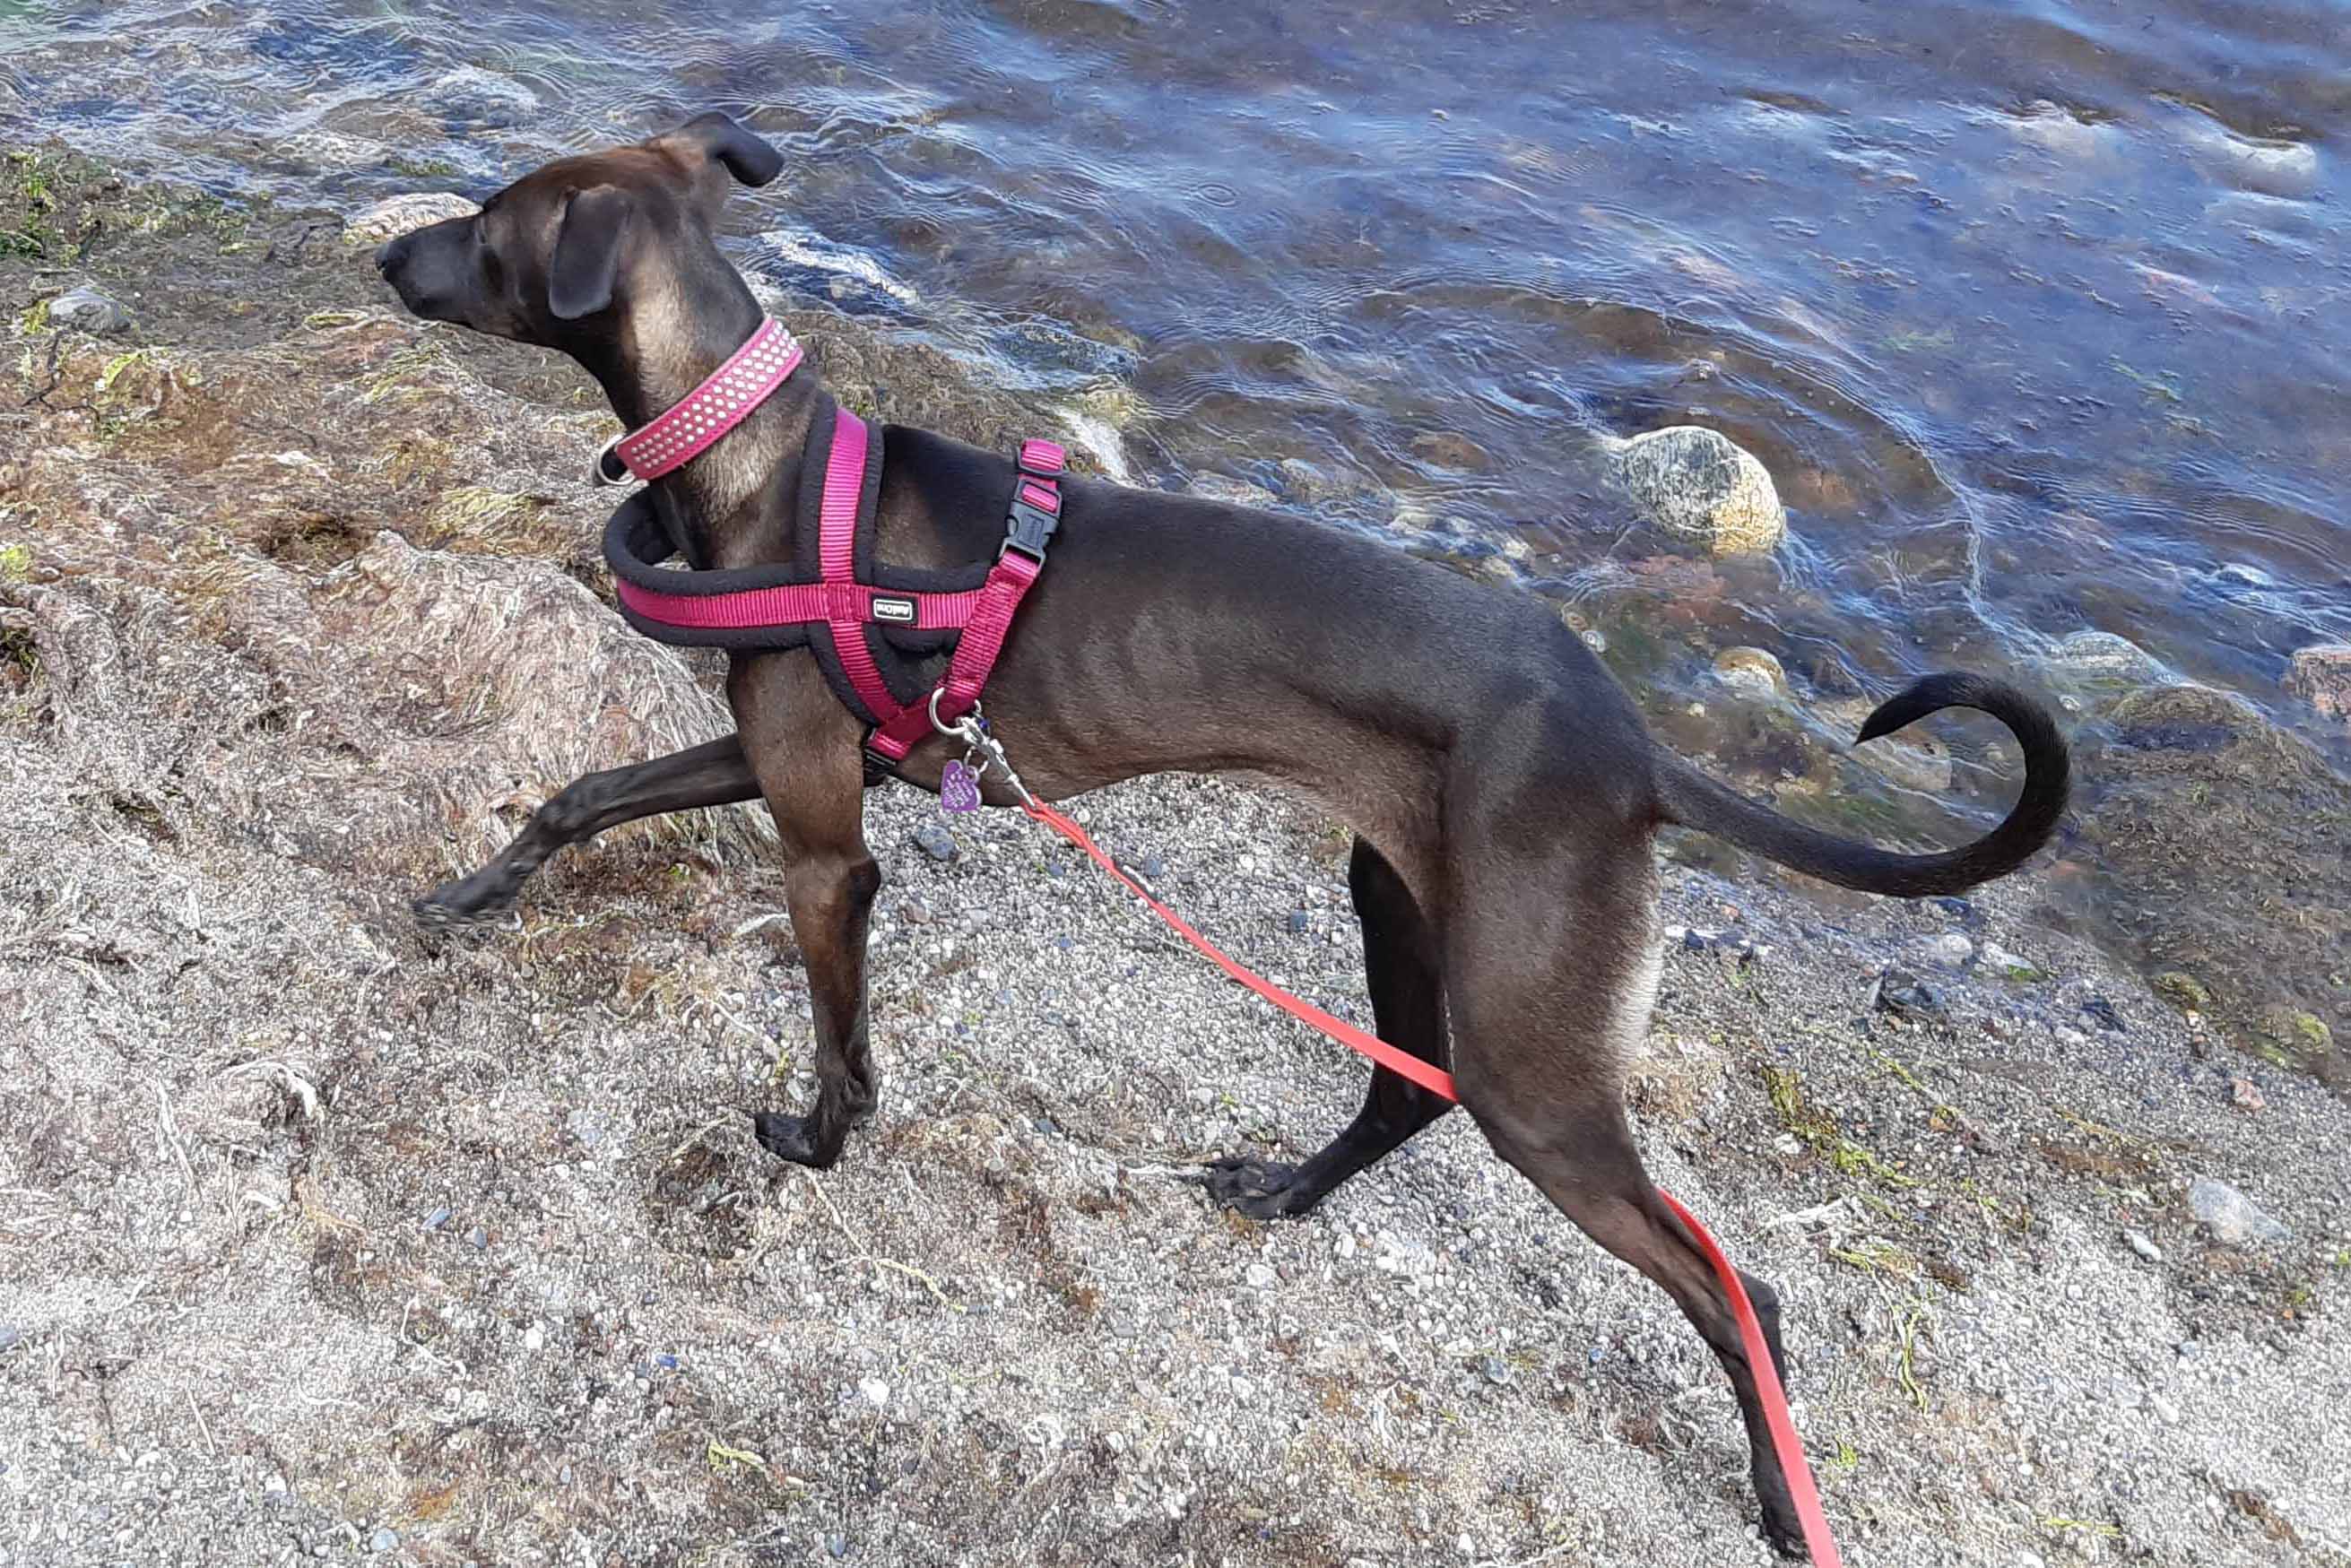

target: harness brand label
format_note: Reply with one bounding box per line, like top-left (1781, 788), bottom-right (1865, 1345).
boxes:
top-left (871, 596), bottom-right (917, 624)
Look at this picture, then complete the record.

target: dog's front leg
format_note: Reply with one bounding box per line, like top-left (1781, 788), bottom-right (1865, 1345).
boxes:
top-left (413, 736), bottom-right (760, 929)
top-left (730, 654), bottom-right (884, 1169)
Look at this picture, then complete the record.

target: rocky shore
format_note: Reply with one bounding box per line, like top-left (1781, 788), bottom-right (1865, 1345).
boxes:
top-left (2, 150), bottom-right (2346, 1567)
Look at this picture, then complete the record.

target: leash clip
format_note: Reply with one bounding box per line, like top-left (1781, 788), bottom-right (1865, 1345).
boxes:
top-left (927, 694), bottom-right (1034, 806)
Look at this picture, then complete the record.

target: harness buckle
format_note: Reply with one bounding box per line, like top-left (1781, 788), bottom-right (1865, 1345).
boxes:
top-left (1000, 489), bottom-right (1060, 564)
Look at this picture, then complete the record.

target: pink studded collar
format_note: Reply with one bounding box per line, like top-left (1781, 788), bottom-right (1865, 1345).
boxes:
top-left (594, 318), bottom-right (805, 485)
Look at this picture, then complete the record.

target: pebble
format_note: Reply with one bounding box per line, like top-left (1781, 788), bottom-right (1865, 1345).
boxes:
top-left (2149, 1392), bottom-right (2181, 1425)
top-left (859, 1377), bottom-right (890, 1408)
top-left (465, 1226), bottom-right (488, 1250)
top-left (2188, 1175), bottom-right (2291, 1245)
top-left (1479, 1355), bottom-right (1510, 1385)
top-left (422, 1207), bottom-right (452, 1232)
top-left (1915, 932), bottom-right (1975, 970)
top-left (913, 822), bottom-right (959, 862)
top-left (2124, 1230), bottom-right (2164, 1264)
top-left (0, 1326), bottom-right (20, 1353)
top-left (1286, 909), bottom-right (1309, 933)
top-left (826, 1534), bottom-right (849, 1559)
top-left (1980, 940), bottom-right (2043, 982)
top-left (1874, 966), bottom-right (1940, 1018)
top-left (48, 284), bottom-right (133, 335)
top-left (371, 1528), bottom-right (399, 1554)
top-left (524, 1323), bottom-right (545, 1351)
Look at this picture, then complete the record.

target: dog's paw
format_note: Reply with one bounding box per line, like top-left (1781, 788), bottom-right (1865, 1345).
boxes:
top-left (1201, 1156), bottom-right (1311, 1221)
top-left (1762, 1519), bottom-right (1811, 1562)
top-left (749, 1111), bottom-right (837, 1169)
top-left (412, 877), bottom-right (517, 932)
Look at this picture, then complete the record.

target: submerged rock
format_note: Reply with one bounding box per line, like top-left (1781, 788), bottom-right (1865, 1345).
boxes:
top-left (2032, 629), bottom-right (2164, 696)
top-left (1410, 430), bottom-right (1491, 472)
top-left (1184, 473), bottom-right (1278, 509)
top-left (1602, 426), bottom-right (1786, 556)
top-left (1711, 646), bottom-right (1788, 699)
top-left (2106, 682), bottom-right (2265, 752)
top-left (344, 192), bottom-right (480, 246)
top-left (2284, 643), bottom-right (2351, 724)
top-left (1820, 697), bottom-right (1956, 793)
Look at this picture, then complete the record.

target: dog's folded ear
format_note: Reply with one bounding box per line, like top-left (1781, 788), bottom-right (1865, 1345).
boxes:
top-left (668, 110), bottom-right (785, 188)
top-left (549, 186), bottom-right (633, 321)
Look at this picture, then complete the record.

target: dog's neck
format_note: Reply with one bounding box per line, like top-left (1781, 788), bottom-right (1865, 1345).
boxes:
top-left (586, 273), bottom-right (819, 573)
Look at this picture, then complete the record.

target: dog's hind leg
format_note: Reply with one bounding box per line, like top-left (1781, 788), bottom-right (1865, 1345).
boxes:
top-left (1203, 836), bottom-right (1454, 1219)
top-left (413, 736), bottom-right (759, 929)
top-left (1447, 841), bottom-right (1806, 1556)
top-left (730, 656), bottom-right (886, 1170)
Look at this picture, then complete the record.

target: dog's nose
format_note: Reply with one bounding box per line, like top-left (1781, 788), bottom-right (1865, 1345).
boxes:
top-left (373, 232), bottom-right (412, 279)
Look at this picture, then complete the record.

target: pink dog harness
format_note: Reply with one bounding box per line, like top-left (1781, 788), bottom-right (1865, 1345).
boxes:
top-left (598, 319), bottom-right (1063, 767)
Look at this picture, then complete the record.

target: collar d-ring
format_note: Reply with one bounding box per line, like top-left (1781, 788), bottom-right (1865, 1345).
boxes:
top-left (592, 434), bottom-right (634, 488)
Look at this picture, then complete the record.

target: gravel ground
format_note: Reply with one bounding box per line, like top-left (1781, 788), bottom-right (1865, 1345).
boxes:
top-left (1, 152), bottom-right (2347, 1568)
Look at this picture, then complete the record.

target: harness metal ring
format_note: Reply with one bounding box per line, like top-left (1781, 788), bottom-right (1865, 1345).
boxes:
top-left (929, 688), bottom-right (984, 741)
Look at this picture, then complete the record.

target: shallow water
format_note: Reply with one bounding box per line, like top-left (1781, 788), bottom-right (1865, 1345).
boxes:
top-left (4, 0), bottom-right (2347, 797)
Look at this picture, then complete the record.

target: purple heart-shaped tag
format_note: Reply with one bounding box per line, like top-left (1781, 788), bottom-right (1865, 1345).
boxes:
top-left (940, 759), bottom-right (982, 814)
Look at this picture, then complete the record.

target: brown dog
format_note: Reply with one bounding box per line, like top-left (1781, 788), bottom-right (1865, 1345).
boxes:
top-left (376, 112), bottom-right (2069, 1555)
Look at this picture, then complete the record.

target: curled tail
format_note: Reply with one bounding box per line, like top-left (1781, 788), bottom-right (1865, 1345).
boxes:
top-left (1653, 672), bottom-right (2070, 898)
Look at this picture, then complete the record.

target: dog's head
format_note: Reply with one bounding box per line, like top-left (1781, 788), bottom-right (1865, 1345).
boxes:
top-left (374, 112), bottom-right (783, 349)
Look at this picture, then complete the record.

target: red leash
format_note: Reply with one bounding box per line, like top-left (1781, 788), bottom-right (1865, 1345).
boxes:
top-left (1020, 797), bottom-right (1843, 1566)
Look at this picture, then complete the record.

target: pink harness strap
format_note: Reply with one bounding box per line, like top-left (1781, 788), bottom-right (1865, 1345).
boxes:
top-left (865, 437), bottom-right (1064, 762)
top-left (612, 577), bottom-right (983, 633)
top-left (817, 411), bottom-right (906, 728)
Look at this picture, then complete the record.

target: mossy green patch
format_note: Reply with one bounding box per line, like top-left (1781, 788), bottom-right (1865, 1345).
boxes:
top-left (2252, 1006), bottom-right (2333, 1062)
top-left (2152, 972), bottom-right (2214, 1012)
